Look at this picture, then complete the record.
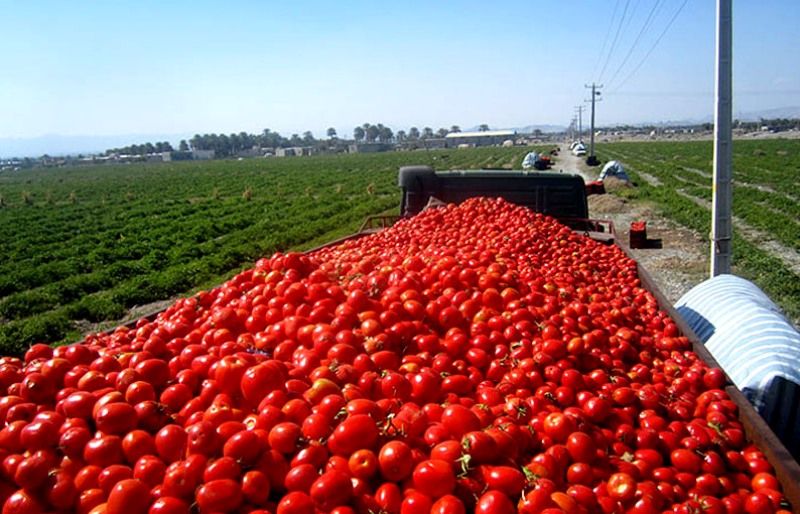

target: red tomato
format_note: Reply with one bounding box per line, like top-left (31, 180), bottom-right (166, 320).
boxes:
top-left (378, 440), bottom-right (413, 481)
top-left (432, 494), bottom-right (466, 514)
top-left (479, 466), bottom-right (526, 496)
top-left (106, 479), bottom-right (150, 514)
top-left (196, 479), bottom-right (243, 513)
top-left (542, 412), bottom-right (576, 442)
top-left (327, 414), bottom-right (379, 455)
top-left (475, 491), bottom-right (515, 514)
top-left (413, 460), bottom-right (456, 498)
top-left (348, 449), bottom-right (378, 479)
top-left (277, 491), bottom-right (315, 514)
top-left (241, 470), bottom-right (271, 505)
top-left (607, 472), bottom-right (636, 502)
top-left (241, 361), bottom-right (287, 405)
top-left (309, 470), bottom-right (353, 511)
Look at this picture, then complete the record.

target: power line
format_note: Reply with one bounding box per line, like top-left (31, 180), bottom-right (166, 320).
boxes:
top-left (619, 0), bottom-right (641, 41)
top-left (597, 0), bottom-right (631, 83)
top-left (591, 0), bottom-right (621, 80)
top-left (609, 0), bottom-right (690, 94)
top-left (605, 0), bottom-right (666, 91)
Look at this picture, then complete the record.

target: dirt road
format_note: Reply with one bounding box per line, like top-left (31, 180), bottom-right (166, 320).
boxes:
top-left (553, 142), bottom-right (596, 183)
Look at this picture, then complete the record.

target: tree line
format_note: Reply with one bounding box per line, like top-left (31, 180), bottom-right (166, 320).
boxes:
top-left (102, 123), bottom-right (495, 158)
top-left (104, 141), bottom-right (174, 156)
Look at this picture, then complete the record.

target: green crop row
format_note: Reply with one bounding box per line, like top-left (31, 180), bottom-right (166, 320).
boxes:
top-left (595, 140), bottom-right (800, 324)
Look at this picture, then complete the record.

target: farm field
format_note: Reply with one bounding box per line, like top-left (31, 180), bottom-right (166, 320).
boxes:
top-left (0, 147), bottom-right (535, 354)
top-left (595, 139), bottom-right (800, 324)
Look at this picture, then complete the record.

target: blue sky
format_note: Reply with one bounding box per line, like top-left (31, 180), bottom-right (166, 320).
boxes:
top-left (1, 0), bottom-right (798, 144)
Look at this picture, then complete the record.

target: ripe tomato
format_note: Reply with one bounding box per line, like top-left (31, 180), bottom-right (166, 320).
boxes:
top-left (607, 472), bottom-right (636, 502)
top-left (309, 470), bottom-right (353, 511)
top-left (327, 414), bottom-right (379, 455)
top-left (479, 466), bottom-right (526, 496)
top-left (196, 479), bottom-right (243, 513)
top-left (440, 404), bottom-right (481, 439)
top-left (106, 478), bottom-right (150, 514)
top-left (277, 491), bottom-right (315, 514)
top-left (432, 494), bottom-right (467, 514)
top-left (413, 459), bottom-right (456, 498)
top-left (378, 440), bottom-right (413, 481)
top-left (241, 361), bottom-right (287, 405)
top-left (542, 412), bottom-right (576, 442)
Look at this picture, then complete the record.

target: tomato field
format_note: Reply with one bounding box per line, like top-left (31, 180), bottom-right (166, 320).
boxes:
top-left (0, 197), bottom-right (791, 513)
top-left (595, 139), bottom-right (800, 324)
top-left (0, 147), bottom-right (532, 354)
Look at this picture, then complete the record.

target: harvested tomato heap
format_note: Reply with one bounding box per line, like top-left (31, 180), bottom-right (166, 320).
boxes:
top-left (0, 197), bottom-right (789, 514)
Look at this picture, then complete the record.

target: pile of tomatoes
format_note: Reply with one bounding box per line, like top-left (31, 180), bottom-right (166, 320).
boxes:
top-left (0, 197), bottom-right (790, 514)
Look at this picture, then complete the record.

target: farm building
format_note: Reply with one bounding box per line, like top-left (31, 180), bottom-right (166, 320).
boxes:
top-left (191, 149), bottom-right (215, 160)
top-left (348, 142), bottom-right (394, 154)
top-left (276, 146), bottom-right (315, 157)
top-left (444, 130), bottom-right (516, 147)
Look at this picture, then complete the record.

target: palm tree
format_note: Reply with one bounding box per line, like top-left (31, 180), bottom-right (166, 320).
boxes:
top-left (450, 125), bottom-right (461, 133)
top-left (326, 127), bottom-right (337, 139)
top-left (422, 127), bottom-right (434, 139)
top-left (378, 126), bottom-right (394, 143)
top-left (396, 130), bottom-right (407, 142)
top-left (366, 125), bottom-right (380, 142)
top-left (353, 127), bottom-right (365, 142)
top-left (408, 127), bottom-right (420, 140)
top-left (479, 124), bottom-right (490, 132)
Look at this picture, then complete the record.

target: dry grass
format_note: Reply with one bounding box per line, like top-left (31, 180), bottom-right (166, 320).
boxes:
top-left (242, 187), bottom-right (253, 201)
top-left (603, 176), bottom-right (633, 192)
top-left (21, 191), bottom-right (33, 205)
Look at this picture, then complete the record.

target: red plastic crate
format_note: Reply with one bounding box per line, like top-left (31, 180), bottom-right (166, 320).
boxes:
top-left (630, 221), bottom-right (647, 249)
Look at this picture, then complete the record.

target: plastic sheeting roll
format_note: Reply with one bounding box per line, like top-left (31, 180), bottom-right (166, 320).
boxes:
top-left (599, 160), bottom-right (630, 182)
top-left (676, 274), bottom-right (800, 458)
top-left (522, 152), bottom-right (539, 170)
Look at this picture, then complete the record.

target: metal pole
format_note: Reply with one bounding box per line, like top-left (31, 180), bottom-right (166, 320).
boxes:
top-left (590, 85), bottom-right (596, 157)
top-left (711, 0), bottom-right (732, 276)
top-left (585, 83), bottom-right (603, 163)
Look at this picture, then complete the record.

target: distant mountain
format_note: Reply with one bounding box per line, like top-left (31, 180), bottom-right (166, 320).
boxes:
top-left (733, 106), bottom-right (800, 122)
top-left (0, 133), bottom-right (191, 159)
top-left (615, 106), bottom-right (800, 128)
top-left (464, 124), bottom-right (567, 134)
top-left (512, 124), bottom-right (567, 134)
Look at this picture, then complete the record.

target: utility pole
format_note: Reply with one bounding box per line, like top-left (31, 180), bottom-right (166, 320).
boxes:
top-left (585, 83), bottom-right (603, 165)
top-left (574, 106), bottom-right (585, 141)
top-left (711, 0), bottom-right (732, 276)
